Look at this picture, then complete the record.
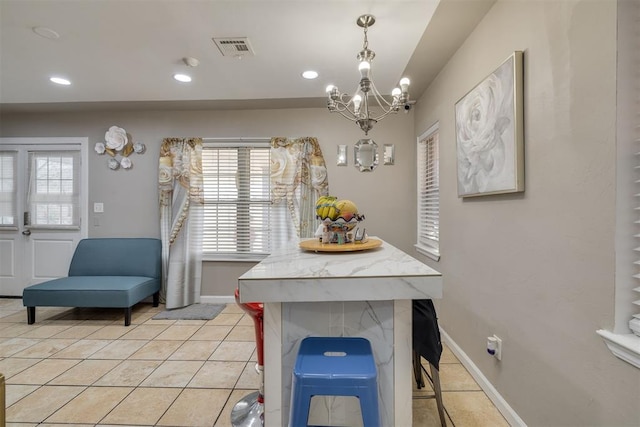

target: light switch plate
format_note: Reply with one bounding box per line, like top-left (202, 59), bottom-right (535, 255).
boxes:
top-left (93, 202), bottom-right (104, 213)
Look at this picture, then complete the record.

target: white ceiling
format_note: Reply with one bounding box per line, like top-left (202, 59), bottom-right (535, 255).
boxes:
top-left (0, 0), bottom-right (494, 112)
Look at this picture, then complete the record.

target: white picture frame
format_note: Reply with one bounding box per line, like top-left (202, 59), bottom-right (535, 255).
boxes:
top-left (455, 51), bottom-right (524, 197)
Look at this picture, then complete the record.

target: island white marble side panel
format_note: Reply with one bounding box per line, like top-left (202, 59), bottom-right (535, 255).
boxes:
top-left (394, 299), bottom-right (412, 426)
top-left (263, 302), bottom-right (282, 426)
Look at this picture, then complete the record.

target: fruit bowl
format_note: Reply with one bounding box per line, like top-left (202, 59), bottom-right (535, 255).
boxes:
top-left (315, 196), bottom-right (365, 244)
top-left (323, 215), bottom-right (363, 233)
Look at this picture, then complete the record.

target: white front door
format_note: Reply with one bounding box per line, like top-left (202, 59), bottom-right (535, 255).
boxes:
top-left (0, 138), bottom-right (88, 296)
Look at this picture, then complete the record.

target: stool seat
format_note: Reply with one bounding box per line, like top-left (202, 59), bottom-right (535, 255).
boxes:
top-left (290, 336), bottom-right (380, 427)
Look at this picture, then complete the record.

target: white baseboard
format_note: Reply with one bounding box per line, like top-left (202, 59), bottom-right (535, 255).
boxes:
top-left (440, 328), bottom-right (527, 427)
top-left (200, 295), bottom-right (235, 304)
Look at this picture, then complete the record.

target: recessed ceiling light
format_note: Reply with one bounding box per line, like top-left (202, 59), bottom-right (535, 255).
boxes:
top-left (50, 77), bottom-right (71, 85)
top-left (302, 70), bottom-right (318, 79)
top-left (173, 74), bottom-right (192, 83)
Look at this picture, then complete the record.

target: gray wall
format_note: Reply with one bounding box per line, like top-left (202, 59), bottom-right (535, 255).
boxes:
top-left (413, 0), bottom-right (639, 425)
top-left (2, 0), bottom-right (639, 425)
top-left (0, 108), bottom-right (416, 296)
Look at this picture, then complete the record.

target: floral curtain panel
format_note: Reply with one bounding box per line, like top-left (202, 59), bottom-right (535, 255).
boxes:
top-left (270, 137), bottom-right (328, 249)
top-left (159, 138), bottom-right (204, 309)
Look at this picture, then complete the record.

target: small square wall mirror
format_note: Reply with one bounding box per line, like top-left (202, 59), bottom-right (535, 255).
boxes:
top-left (383, 144), bottom-right (395, 165)
top-left (354, 139), bottom-right (378, 172)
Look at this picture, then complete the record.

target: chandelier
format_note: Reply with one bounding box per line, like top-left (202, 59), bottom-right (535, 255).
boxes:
top-left (326, 14), bottom-right (410, 135)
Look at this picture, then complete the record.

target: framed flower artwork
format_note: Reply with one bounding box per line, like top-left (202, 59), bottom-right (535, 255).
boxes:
top-left (455, 51), bottom-right (524, 197)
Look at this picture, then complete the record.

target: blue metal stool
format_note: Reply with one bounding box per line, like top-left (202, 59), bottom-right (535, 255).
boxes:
top-left (289, 336), bottom-right (380, 427)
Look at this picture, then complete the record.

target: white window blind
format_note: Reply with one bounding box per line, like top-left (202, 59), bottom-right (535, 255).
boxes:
top-left (202, 140), bottom-right (272, 259)
top-left (631, 1), bottom-right (640, 338)
top-left (632, 150), bottom-right (640, 336)
top-left (416, 124), bottom-right (440, 261)
top-left (0, 151), bottom-right (17, 227)
top-left (27, 151), bottom-right (81, 229)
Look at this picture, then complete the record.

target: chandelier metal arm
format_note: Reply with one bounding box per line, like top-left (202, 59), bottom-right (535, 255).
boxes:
top-left (329, 92), bottom-right (398, 121)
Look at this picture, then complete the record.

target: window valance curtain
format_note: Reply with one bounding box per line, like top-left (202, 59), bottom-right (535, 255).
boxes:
top-left (159, 137), bottom-right (204, 309)
top-left (270, 137), bottom-right (328, 248)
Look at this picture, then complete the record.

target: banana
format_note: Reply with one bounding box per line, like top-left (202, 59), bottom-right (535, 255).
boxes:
top-left (328, 206), bottom-right (338, 220)
top-left (316, 195), bottom-right (338, 219)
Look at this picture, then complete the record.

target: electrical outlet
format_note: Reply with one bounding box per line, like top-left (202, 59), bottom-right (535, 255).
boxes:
top-left (93, 202), bottom-right (104, 213)
top-left (487, 334), bottom-right (503, 361)
top-left (493, 335), bottom-right (502, 361)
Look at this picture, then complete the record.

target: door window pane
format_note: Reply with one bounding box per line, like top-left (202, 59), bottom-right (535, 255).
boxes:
top-left (0, 151), bottom-right (17, 226)
top-left (28, 151), bottom-right (80, 228)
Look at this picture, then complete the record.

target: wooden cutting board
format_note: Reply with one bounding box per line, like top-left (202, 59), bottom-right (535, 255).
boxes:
top-left (299, 238), bottom-right (382, 253)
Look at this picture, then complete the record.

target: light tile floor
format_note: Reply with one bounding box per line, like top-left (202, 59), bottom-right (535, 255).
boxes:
top-left (0, 298), bottom-right (509, 426)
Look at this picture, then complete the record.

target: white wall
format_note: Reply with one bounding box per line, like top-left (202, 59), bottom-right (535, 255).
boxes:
top-left (414, 0), bottom-right (639, 425)
top-left (0, 108), bottom-right (416, 296)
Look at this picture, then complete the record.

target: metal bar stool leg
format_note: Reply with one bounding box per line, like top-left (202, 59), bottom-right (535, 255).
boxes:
top-left (429, 362), bottom-right (447, 427)
top-left (413, 350), bottom-right (425, 389)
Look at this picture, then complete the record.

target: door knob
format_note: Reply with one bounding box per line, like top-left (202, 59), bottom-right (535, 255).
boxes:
top-left (22, 229), bottom-right (31, 236)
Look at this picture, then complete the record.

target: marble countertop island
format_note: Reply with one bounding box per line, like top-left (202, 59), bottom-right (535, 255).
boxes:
top-left (239, 237), bottom-right (442, 303)
top-left (238, 238), bottom-right (443, 427)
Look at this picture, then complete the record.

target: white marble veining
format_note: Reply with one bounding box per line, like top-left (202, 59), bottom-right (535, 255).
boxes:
top-left (238, 239), bottom-right (442, 427)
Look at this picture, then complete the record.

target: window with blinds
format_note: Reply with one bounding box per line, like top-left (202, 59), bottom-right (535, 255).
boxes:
top-left (629, 1), bottom-right (640, 338)
top-left (632, 143), bottom-right (640, 337)
top-left (0, 151), bottom-right (17, 227)
top-left (27, 151), bottom-right (81, 228)
top-left (202, 140), bottom-right (272, 259)
top-left (633, 150), bottom-right (640, 334)
top-left (416, 123), bottom-right (440, 261)
top-left (597, 0), bottom-right (640, 366)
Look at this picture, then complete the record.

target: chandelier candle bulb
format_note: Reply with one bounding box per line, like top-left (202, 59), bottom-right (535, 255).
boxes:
top-left (353, 94), bottom-right (362, 112)
top-left (358, 61), bottom-right (371, 78)
top-left (400, 78), bottom-right (410, 91)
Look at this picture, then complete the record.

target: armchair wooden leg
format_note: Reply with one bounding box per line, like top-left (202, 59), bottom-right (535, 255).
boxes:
top-left (153, 291), bottom-right (159, 307)
top-left (124, 307), bottom-right (132, 326)
top-left (27, 307), bottom-right (35, 325)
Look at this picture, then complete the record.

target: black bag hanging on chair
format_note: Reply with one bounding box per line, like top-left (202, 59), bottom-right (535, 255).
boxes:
top-left (412, 299), bottom-right (443, 370)
top-left (412, 299), bottom-right (448, 427)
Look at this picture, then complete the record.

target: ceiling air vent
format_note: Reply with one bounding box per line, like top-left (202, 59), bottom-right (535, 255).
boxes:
top-left (213, 37), bottom-right (255, 57)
